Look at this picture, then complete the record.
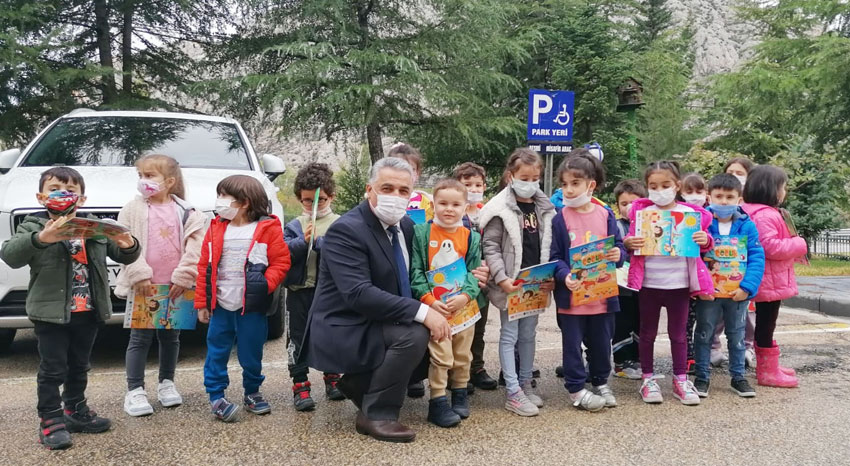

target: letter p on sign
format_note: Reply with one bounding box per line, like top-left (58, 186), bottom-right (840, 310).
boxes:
top-left (527, 89), bottom-right (574, 142)
top-left (531, 94), bottom-right (552, 124)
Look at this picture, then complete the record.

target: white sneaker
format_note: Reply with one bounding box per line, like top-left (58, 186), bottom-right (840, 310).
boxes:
top-left (124, 387), bottom-right (154, 416)
top-left (745, 347), bottom-right (757, 368)
top-left (157, 379), bottom-right (183, 407)
top-left (505, 389), bottom-right (539, 417)
top-left (594, 384), bottom-right (617, 407)
top-left (520, 383), bottom-right (543, 408)
top-left (571, 389), bottom-right (606, 412)
top-left (639, 376), bottom-right (664, 404)
top-left (710, 349), bottom-right (728, 367)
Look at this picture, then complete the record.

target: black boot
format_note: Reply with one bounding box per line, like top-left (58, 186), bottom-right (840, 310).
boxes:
top-left (427, 396), bottom-right (461, 428)
top-left (292, 381), bottom-right (316, 412)
top-left (450, 388), bottom-right (470, 419)
top-left (39, 410), bottom-right (72, 450)
top-left (323, 374), bottom-right (346, 401)
top-left (407, 380), bottom-right (425, 398)
top-left (471, 369), bottom-right (498, 391)
top-left (64, 400), bottom-right (111, 434)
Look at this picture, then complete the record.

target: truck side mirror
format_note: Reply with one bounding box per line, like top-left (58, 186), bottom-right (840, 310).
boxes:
top-left (260, 154), bottom-right (285, 182)
top-left (0, 148), bottom-right (21, 174)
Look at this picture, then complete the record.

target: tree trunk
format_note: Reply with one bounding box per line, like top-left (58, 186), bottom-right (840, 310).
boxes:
top-left (94, 0), bottom-right (117, 104)
top-left (122, 2), bottom-right (133, 97)
top-left (357, 1), bottom-right (383, 163)
top-left (366, 120), bottom-right (383, 163)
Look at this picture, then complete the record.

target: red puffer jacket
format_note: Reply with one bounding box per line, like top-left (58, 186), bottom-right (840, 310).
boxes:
top-left (195, 215), bottom-right (290, 314)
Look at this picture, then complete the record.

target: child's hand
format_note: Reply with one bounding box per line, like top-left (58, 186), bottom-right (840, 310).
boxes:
top-left (473, 262), bottom-right (490, 289)
top-left (198, 308), bottom-right (210, 323)
top-left (692, 231), bottom-right (708, 246)
top-left (446, 294), bottom-right (469, 313)
top-left (134, 279), bottom-right (153, 297)
top-left (565, 275), bottom-right (581, 292)
top-left (539, 278), bottom-right (555, 293)
top-left (624, 236), bottom-right (644, 250)
top-left (731, 288), bottom-right (749, 302)
top-left (698, 294), bottom-right (715, 301)
top-left (430, 300), bottom-right (451, 317)
top-left (605, 248), bottom-right (621, 263)
top-left (304, 222), bottom-right (313, 243)
top-left (109, 231), bottom-right (136, 249)
top-left (168, 284), bottom-right (187, 300)
top-left (37, 216), bottom-right (70, 244)
top-left (498, 279), bottom-right (520, 294)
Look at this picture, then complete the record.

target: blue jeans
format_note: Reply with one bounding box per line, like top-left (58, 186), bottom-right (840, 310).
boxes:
top-left (694, 298), bottom-right (748, 381)
top-left (498, 309), bottom-right (538, 392)
top-left (204, 307), bottom-right (268, 402)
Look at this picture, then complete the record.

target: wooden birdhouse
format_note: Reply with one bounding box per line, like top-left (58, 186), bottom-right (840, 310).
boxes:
top-left (617, 78), bottom-right (645, 111)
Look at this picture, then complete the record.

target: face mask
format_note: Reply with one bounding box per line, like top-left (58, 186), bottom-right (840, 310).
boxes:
top-left (562, 190), bottom-right (592, 208)
top-left (467, 191), bottom-right (484, 204)
top-left (683, 194), bottom-right (706, 206)
top-left (137, 179), bottom-right (162, 198)
top-left (710, 203), bottom-right (738, 219)
top-left (433, 216), bottom-right (463, 228)
top-left (315, 205), bottom-right (333, 219)
top-left (511, 178), bottom-right (539, 199)
top-left (215, 197), bottom-right (240, 220)
top-left (648, 187), bottom-right (677, 207)
top-left (734, 175), bottom-right (747, 188)
top-left (373, 193), bottom-right (409, 225)
top-left (44, 190), bottom-right (79, 216)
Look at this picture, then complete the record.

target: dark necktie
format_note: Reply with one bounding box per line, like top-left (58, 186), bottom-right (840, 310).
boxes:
top-left (388, 226), bottom-right (412, 298)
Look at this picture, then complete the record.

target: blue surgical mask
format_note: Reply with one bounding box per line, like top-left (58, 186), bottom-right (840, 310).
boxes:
top-left (710, 203), bottom-right (738, 219)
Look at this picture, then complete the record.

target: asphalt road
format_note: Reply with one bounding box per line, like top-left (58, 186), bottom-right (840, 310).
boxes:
top-left (1, 305), bottom-right (848, 465)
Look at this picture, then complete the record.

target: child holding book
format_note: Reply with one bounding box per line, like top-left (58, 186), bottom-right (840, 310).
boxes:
top-left (196, 175), bottom-right (291, 422)
top-left (411, 179), bottom-right (482, 427)
top-left (550, 150), bottom-right (625, 411)
top-left (1, 167), bottom-right (140, 449)
top-left (693, 173), bottom-right (765, 398)
top-left (283, 163), bottom-right (343, 411)
top-left (116, 154), bottom-right (206, 417)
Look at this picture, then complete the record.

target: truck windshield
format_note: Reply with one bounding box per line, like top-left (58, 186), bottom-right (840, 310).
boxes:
top-left (22, 116), bottom-right (252, 169)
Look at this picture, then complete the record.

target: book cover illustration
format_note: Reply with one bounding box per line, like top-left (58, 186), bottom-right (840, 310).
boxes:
top-left (406, 208), bottom-right (427, 225)
top-left (704, 235), bottom-right (748, 298)
top-left (426, 257), bottom-right (481, 335)
top-left (569, 236), bottom-right (618, 306)
top-left (123, 284), bottom-right (198, 330)
top-left (507, 261), bottom-right (558, 321)
top-left (56, 216), bottom-right (129, 240)
top-left (634, 210), bottom-right (701, 257)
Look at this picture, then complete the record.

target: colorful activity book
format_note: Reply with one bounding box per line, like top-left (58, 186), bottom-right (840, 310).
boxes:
top-left (55, 216), bottom-right (129, 240)
top-left (704, 235), bottom-right (748, 298)
top-left (507, 261), bottom-right (558, 321)
top-left (569, 236), bottom-right (618, 306)
top-left (426, 257), bottom-right (481, 335)
top-left (406, 208), bottom-right (427, 225)
top-left (123, 284), bottom-right (198, 330)
top-left (634, 210), bottom-right (701, 257)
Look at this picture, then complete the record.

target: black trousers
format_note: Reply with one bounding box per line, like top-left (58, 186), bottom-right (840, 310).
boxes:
top-left (613, 293), bottom-right (640, 364)
top-left (339, 322), bottom-right (429, 421)
top-left (755, 300), bottom-right (782, 348)
top-left (686, 298), bottom-right (698, 361)
top-left (287, 287), bottom-right (318, 382)
top-left (470, 293), bottom-right (490, 373)
top-left (33, 312), bottom-right (100, 417)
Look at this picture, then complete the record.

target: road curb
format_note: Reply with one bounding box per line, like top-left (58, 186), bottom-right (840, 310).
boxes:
top-left (785, 294), bottom-right (850, 319)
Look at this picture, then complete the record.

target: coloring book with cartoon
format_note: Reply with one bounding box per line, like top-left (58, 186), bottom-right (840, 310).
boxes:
top-left (123, 284), bottom-right (197, 330)
top-left (704, 235), bottom-right (748, 298)
top-left (569, 236), bottom-right (618, 306)
top-left (426, 257), bottom-right (481, 335)
top-left (507, 261), bottom-right (557, 321)
top-left (634, 210), bottom-right (701, 257)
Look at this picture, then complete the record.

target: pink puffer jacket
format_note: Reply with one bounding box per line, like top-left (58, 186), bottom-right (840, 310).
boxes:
top-left (741, 203), bottom-right (807, 302)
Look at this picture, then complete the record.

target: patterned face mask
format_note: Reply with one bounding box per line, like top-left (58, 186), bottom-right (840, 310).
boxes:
top-left (44, 190), bottom-right (80, 216)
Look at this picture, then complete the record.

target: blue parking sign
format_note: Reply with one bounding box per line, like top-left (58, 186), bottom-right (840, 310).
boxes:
top-left (527, 89), bottom-right (574, 142)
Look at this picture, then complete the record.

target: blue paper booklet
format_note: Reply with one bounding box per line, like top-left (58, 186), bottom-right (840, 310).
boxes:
top-left (123, 284), bottom-right (198, 330)
top-left (704, 235), bottom-right (748, 298)
top-left (426, 257), bottom-right (481, 335)
top-left (635, 210), bottom-right (701, 257)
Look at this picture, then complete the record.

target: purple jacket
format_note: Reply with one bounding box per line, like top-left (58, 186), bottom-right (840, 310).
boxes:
top-left (626, 198), bottom-right (715, 296)
top-left (741, 203), bottom-right (807, 302)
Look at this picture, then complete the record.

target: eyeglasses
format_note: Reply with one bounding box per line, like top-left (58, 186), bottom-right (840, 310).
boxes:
top-left (300, 197), bottom-right (329, 206)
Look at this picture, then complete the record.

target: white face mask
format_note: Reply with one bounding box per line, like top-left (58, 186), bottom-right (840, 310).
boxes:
top-left (511, 178), bottom-right (539, 199)
top-left (215, 197), bottom-right (240, 220)
top-left (648, 187), bottom-right (677, 207)
top-left (467, 191), bottom-right (484, 204)
top-left (682, 194), bottom-right (706, 206)
top-left (373, 193), bottom-right (409, 225)
top-left (734, 175), bottom-right (747, 188)
top-left (562, 190), bottom-right (592, 208)
top-left (433, 216), bottom-right (463, 228)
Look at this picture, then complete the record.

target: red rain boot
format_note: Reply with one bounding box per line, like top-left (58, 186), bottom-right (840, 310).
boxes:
top-left (772, 340), bottom-right (796, 376)
top-left (755, 344), bottom-right (798, 388)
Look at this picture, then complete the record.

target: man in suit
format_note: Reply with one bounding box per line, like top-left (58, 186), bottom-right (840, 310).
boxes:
top-left (305, 157), bottom-right (452, 443)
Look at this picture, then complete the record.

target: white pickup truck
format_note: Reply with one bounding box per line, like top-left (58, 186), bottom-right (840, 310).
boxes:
top-left (0, 110), bottom-right (287, 351)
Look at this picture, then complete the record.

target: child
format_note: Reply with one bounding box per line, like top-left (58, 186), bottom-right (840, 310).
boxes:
top-left (0, 167), bottom-right (140, 450)
top-left (623, 161), bottom-right (714, 405)
top-left (453, 162), bottom-right (497, 391)
top-left (195, 175), bottom-right (291, 422)
top-left (116, 154), bottom-right (206, 417)
top-left (725, 157), bottom-right (754, 189)
top-left (551, 150), bottom-right (625, 411)
top-left (612, 179), bottom-right (647, 379)
top-left (742, 165), bottom-right (805, 388)
top-left (693, 173), bottom-right (765, 398)
top-left (410, 179), bottom-right (482, 427)
top-left (480, 148), bottom-right (555, 417)
top-left (680, 172), bottom-right (708, 373)
top-left (283, 163), bottom-right (343, 411)
top-left (388, 142), bottom-right (434, 223)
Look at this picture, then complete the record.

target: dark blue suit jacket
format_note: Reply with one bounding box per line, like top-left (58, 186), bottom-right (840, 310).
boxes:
top-left (305, 201), bottom-right (419, 374)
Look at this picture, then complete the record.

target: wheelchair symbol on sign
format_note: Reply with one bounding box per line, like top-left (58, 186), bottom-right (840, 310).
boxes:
top-left (554, 105), bottom-right (571, 126)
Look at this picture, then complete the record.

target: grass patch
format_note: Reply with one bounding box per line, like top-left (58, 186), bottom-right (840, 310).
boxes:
top-left (795, 257), bottom-right (850, 276)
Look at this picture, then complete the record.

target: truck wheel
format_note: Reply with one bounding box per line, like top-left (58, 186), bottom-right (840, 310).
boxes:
top-left (0, 329), bottom-right (16, 354)
top-left (267, 289), bottom-right (285, 340)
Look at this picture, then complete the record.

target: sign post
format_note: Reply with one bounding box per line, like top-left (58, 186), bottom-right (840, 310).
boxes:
top-left (527, 89), bottom-right (575, 196)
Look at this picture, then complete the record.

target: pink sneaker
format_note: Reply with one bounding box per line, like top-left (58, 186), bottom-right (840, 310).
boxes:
top-left (672, 378), bottom-right (701, 405)
top-left (639, 376), bottom-right (663, 404)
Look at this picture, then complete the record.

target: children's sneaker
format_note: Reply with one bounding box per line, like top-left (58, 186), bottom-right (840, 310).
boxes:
top-left (672, 378), bottom-right (701, 405)
top-left (292, 381), bottom-right (316, 412)
top-left (745, 348), bottom-right (757, 369)
top-left (505, 389), bottom-right (539, 417)
top-left (594, 384), bottom-right (617, 407)
top-left (64, 400), bottom-right (111, 433)
top-left (731, 378), bottom-right (756, 398)
top-left (427, 396), bottom-right (461, 428)
top-left (323, 374), bottom-right (346, 401)
top-left (571, 389), bottom-right (606, 412)
top-left (244, 392), bottom-right (272, 415)
top-left (639, 376), bottom-right (664, 404)
top-left (157, 379), bottom-right (183, 407)
top-left (520, 383), bottom-right (543, 408)
top-left (39, 412), bottom-right (72, 450)
top-left (211, 397), bottom-right (240, 422)
top-left (450, 388), bottom-right (470, 419)
top-left (710, 349), bottom-right (729, 367)
top-left (555, 365), bottom-right (564, 378)
top-left (124, 387), bottom-right (154, 417)
top-left (614, 361), bottom-right (642, 380)
top-left (693, 378), bottom-right (710, 398)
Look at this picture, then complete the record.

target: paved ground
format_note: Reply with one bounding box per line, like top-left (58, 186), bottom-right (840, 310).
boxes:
top-left (790, 276), bottom-right (850, 318)
top-left (1, 305), bottom-right (849, 465)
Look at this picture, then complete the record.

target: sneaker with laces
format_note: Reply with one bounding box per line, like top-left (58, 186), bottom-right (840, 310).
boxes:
top-left (731, 378), bottom-right (756, 398)
top-left (572, 389), bottom-right (606, 412)
top-left (39, 411), bottom-right (72, 450)
top-left (124, 387), bottom-right (154, 417)
top-left (745, 348), bottom-right (757, 369)
top-left (505, 389), bottom-right (539, 417)
top-left (244, 392), bottom-right (272, 414)
top-left (292, 381), bottom-right (316, 412)
top-left (64, 400), bottom-right (111, 433)
top-left (520, 383), bottom-right (543, 408)
top-left (614, 361), bottom-right (642, 380)
top-left (672, 378), bottom-right (701, 405)
top-left (211, 397), bottom-right (240, 422)
top-left (710, 349), bottom-right (729, 367)
top-left (157, 379), bottom-right (183, 407)
top-left (594, 384), bottom-right (617, 407)
top-left (323, 374), bottom-right (346, 401)
top-left (640, 376), bottom-right (664, 404)
top-left (693, 378), bottom-right (710, 398)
